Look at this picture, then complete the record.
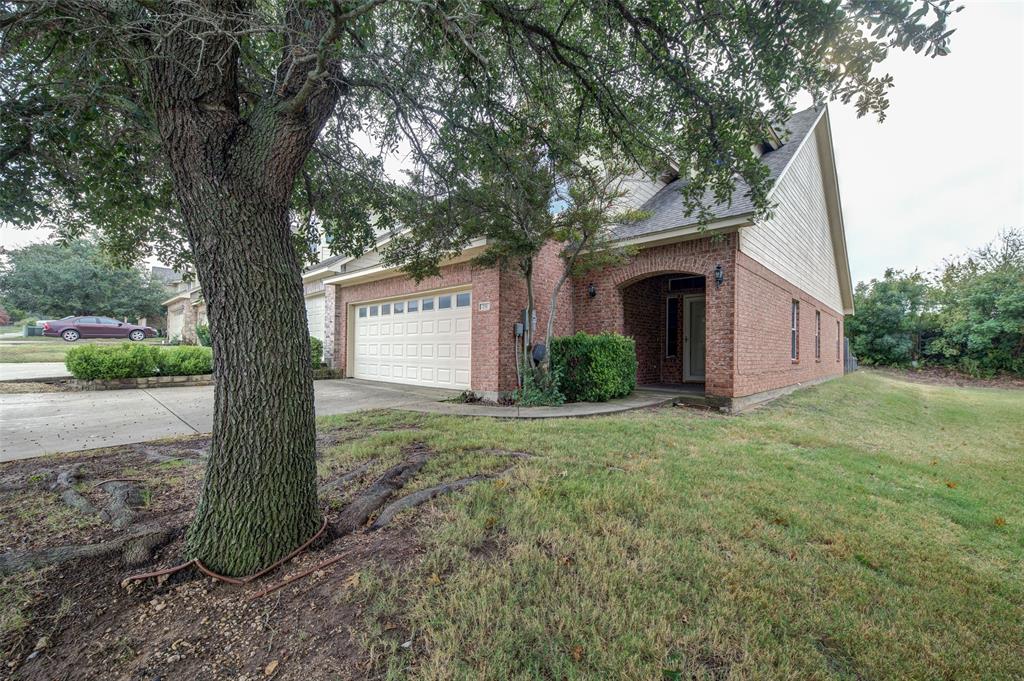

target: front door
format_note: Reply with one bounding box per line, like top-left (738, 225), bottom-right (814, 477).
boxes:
top-left (683, 295), bottom-right (706, 382)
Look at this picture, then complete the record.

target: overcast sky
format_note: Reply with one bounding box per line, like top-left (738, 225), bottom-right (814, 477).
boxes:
top-left (827, 0), bottom-right (1023, 284)
top-left (2, 1), bottom-right (1021, 286)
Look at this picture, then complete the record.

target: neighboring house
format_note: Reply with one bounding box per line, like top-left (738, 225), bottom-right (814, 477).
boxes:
top-left (163, 275), bottom-right (206, 343)
top-left (138, 266), bottom-right (179, 332)
top-left (308, 105), bottom-right (854, 410)
top-left (163, 105), bottom-right (853, 409)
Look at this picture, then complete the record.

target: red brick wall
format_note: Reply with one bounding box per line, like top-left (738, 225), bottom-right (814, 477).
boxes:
top-left (733, 250), bottom-right (844, 397)
top-left (495, 241), bottom-right (576, 391)
top-left (572, 234), bottom-right (737, 397)
top-left (321, 233), bottom-right (846, 402)
top-left (622, 278), bottom-right (662, 384)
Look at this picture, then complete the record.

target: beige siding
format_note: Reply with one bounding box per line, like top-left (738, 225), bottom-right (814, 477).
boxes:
top-left (616, 171), bottom-right (664, 210)
top-left (738, 131), bottom-right (843, 313)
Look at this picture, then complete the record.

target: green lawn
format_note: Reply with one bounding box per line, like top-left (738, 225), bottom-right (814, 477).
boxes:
top-left (0, 338), bottom-right (164, 363)
top-left (317, 371), bottom-right (1023, 679)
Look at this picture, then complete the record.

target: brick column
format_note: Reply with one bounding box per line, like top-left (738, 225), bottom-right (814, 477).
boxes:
top-left (181, 300), bottom-right (198, 344)
top-left (323, 283), bottom-right (345, 372)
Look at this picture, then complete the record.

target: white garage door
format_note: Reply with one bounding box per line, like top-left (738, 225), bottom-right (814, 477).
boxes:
top-left (306, 293), bottom-right (325, 340)
top-left (353, 289), bottom-right (472, 389)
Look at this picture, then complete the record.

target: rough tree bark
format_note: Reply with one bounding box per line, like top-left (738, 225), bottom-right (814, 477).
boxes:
top-left (144, 15), bottom-right (342, 576)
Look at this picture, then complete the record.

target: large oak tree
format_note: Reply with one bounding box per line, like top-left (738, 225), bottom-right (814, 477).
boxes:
top-left (1, 0), bottom-right (958, 575)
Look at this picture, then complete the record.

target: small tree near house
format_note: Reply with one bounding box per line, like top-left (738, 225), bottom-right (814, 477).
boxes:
top-left (388, 131), bottom-right (644, 396)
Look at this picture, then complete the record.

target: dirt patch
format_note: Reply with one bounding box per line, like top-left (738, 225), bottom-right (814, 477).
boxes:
top-left (0, 438), bottom-right (208, 556)
top-left (3, 525), bottom-right (424, 681)
top-left (0, 433), bottom-right (501, 680)
top-left (869, 366), bottom-right (1024, 389)
top-left (0, 381), bottom-right (71, 394)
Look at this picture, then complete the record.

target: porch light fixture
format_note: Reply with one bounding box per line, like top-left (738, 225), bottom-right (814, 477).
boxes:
top-left (714, 263), bottom-right (724, 288)
top-left (587, 283), bottom-right (597, 298)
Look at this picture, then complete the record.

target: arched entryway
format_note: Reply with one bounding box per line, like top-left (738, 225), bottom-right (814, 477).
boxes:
top-left (621, 273), bottom-right (706, 389)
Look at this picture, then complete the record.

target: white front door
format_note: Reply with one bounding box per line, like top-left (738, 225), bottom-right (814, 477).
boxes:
top-left (683, 295), bottom-right (706, 382)
top-left (352, 289), bottom-right (472, 389)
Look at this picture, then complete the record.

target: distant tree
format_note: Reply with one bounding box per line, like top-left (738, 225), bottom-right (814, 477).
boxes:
top-left (928, 229), bottom-right (1024, 375)
top-left (846, 269), bottom-right (934, 366)
top-left (0, 240), bottom-right (169, 321)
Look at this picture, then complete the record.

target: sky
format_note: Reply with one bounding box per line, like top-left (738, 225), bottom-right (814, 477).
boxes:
top-left (2, 1), bottom-right (1022, 286)
top-left (825, 0), bottom-right (1023, 284)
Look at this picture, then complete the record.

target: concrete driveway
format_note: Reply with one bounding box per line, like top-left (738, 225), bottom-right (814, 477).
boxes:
top-left (0, 362), bottom-right (71, 381)
top-left (0, 379), bottom-right (457, 462)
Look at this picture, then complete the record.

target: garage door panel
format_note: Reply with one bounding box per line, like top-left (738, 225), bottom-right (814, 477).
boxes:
top-left (305, 293), bottom-right (326, 340)
top-left (353, 289), bottom-right (471, 389)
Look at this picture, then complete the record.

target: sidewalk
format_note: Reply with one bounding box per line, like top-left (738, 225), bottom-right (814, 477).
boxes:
top-left (0, 379), bottom-right (696, 462)
top-left (0, 362), bottom-right (71, 381)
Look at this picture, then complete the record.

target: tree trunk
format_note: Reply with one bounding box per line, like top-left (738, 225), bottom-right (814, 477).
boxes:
top-left (143, 8), bottom-right (347, 576)
top-left (181, 192), bottom-right (320, 577)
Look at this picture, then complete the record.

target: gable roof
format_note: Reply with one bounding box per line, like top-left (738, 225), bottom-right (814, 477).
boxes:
top-left (612, 105), bottom-right (823, 241)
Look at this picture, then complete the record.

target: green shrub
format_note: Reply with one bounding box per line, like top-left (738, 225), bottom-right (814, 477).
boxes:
top-left (551, 332), bottom-right (636, 402)
top-left (514, 366), bottom-right (564, 406)
top-left (65, 343), bottom-right (161, 380)
top-left (310, 336), bottom-right (323, 368)
top-left (158, 346), bottom-right (213, 376)
top-left (195, 323), bottom-right (211, 347)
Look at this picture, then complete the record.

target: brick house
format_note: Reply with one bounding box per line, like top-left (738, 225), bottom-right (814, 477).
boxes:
top-left (168, 105), bottom-right (853, 409)
top-left (302, 105), bottom-right (853, 409)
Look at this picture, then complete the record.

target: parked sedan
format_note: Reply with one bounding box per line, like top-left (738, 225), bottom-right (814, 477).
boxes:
top-left (42, 316), bottom-right (157, 342)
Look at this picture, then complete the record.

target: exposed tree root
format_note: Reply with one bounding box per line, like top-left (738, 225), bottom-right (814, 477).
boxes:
top-left (97, 480), bottom-right (143, 530)
top-left (317, 459), bottom-right (376, 495)
top-left (329, 444), bottom-right (432, 537)
top-left (52, 465), bottom-right (97, 516)
top-left (369, 475), bottom-right (492, 530)
top-left (0, 521), bottom-right (179, 576)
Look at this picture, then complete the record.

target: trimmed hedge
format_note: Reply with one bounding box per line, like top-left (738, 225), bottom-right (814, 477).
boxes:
top-left (159, 346), bottom-right (213, 376)
top-left (550, 332), bottom-right (637, 402)
top-left (65, 343), bottom-right (213, 380)
top-left (66, 344), bottom-right (161, 380)
top-left (310, 336), bottom-right (323, 368)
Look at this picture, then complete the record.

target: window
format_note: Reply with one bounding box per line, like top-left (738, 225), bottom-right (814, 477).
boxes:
top-left (407, 300), bottom-right (418, 313)
top-left (369, 305), bottom-right (378, 316)
top-left (99, 317), bottom-right (120, 324)
top-left (837, 320), bottom-right (841, 362)
top-left (456, 292), bottom-right (471, 307)
top-left (394, 302), bottom-right (404, 314)
top-left (381, 303), bottom-right (390, 315)
top-left (665, 298), bottom-right (679, 358)
top-left (814, 310), bottom-right (821, 360)
top-left (668, 276), bottom-right (703, 292)
top-left (790, 300), bottom-right (799, 361)
top-left (438, 295), bottom-right (452, 309)
top-left (422, 298), bottom-right (434, 311)
top-left (358, 307), bottom-right (367, 318)
top-left (79, 317), bottom-right (98, 324)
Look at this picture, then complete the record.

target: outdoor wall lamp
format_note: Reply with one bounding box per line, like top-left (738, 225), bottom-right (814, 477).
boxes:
top-left (588, 283), bottom-right (597, 298)
top-left (714, 264), bottom-right (724, 288)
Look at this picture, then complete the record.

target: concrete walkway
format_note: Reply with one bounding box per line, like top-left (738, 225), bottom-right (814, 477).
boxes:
top-left (0, 362), bottom-right (71, 381)
top-left (0, 379), bottom-right (694, 462)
